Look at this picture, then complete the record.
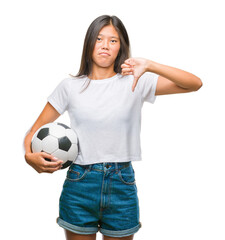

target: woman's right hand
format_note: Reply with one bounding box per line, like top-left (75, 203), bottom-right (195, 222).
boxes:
top-left (25, 152), bottom-right (63, 174)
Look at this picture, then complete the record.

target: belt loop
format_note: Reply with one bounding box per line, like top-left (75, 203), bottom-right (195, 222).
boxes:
top-left (87, 164), bottom-right (92, 171)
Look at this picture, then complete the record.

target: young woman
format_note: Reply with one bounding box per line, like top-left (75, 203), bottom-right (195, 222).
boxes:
top-left (24, 15), bottom-right (202, 240)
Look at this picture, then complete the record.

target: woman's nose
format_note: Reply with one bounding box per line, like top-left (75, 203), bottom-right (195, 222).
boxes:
top-left (101, 40), bottom-right (109, 49)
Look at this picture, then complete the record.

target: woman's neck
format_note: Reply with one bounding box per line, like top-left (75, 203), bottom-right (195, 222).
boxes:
top-left (88, 65), bottom-right (116, 80)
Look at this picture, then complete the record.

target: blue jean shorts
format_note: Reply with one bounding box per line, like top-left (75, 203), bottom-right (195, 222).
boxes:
top-left (57, 161), bottom-right (141, 238)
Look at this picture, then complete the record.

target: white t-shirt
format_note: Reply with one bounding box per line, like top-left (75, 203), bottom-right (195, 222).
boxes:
top-left (47, 72), bottom-right (159, 165)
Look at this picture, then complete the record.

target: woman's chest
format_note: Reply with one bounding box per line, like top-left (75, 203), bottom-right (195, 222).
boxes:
top-left (68, 86), bottom-right (142, 125)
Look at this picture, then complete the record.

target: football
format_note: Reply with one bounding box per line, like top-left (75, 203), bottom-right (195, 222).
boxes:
top-left (31, 122), bottom-right (78, 169)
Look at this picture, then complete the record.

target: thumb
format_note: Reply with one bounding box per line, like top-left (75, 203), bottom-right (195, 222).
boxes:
top-left (132, 76), bottom-right (139, 92)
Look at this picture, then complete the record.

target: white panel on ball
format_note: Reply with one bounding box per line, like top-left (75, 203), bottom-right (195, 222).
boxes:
top-left (67, 144), bottom-right (78, 161)
top-left (31, 137), bottom-right (43, 153)
top-left (52, 149), bottom-right (68, 163)
top-left (42, 135), bottom-right (58, 154)
top-left (65, 129), bottom-right (78, 144)
top-left (49, 124), bottom-right (66, 138)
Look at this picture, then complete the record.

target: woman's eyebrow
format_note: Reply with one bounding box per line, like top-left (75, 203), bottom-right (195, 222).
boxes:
top-left (98, 33), bottom-right (119, 39)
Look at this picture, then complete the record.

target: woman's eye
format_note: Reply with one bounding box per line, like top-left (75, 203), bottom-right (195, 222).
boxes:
top-left (111, 40), bottom-right (117, 43)
top-left (97, 37), bottom-right (102, 41)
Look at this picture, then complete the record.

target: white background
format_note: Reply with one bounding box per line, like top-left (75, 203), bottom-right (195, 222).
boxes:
top-left (0, 0), bottom-right (224, 239)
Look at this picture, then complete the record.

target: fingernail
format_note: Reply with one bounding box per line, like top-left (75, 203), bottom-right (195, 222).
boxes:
top-left (53, 157), bottom-right (58, 160)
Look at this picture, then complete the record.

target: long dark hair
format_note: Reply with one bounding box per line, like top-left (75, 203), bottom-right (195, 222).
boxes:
top-left (70, 15), bottom-right (131, 92)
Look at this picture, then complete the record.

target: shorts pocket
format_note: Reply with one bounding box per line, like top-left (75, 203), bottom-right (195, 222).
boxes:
top-left (118, 164), bottom-right (136, 185)
top-left (66, 164), bottom-right (88, 182)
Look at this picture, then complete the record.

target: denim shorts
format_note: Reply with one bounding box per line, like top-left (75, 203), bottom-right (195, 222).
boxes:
top-left (57, 161), bottom-right (141, 238)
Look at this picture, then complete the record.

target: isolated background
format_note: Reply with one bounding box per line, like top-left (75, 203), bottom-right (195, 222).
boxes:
top-left (1, 0), bottom-right (224, 239)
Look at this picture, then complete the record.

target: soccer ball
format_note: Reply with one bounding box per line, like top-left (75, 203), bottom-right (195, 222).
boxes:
top-left (31, 122), bottom-right (78, 169)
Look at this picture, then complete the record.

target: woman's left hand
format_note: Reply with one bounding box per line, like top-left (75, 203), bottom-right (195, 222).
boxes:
top-left (121, 58), bottom-right (149, 91)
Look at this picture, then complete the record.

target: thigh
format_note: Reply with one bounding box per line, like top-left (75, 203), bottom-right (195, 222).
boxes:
top-left (65, 230), bottom-right (96, 240)
top-left (103, 234), bottom-right (134, 240)
top-left (100, 163), bottom-right (140, 238)
top-left (101, 164), bottom-right (140, 233)
top-left (59, 164), bottom-right (101, 229)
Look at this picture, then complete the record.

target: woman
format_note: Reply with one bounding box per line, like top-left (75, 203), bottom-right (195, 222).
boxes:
top-left (24, 15), bottom-right (202, 240)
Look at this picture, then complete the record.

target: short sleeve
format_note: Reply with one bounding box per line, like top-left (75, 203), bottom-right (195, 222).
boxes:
top-left (136, 72), bottom-right (159, 104)
top-left (47, 78), bottom-right (71, 115)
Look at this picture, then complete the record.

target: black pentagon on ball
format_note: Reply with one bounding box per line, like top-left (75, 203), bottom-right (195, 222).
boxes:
top-left (37, 128), bottom-right (49, 140)
top-left (57, 123), bottom-right (70, 129)
top-left (58, 136), bottom-right (72, 151)
top-left (61, 161), bottom-right (72, 169)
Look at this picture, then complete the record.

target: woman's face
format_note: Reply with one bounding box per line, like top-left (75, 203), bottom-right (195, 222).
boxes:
top-left (92, 25), bottom-right (121, 70)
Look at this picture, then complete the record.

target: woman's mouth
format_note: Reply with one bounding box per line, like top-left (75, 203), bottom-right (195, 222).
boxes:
top-left (99, 52), bottom-right (110, 56)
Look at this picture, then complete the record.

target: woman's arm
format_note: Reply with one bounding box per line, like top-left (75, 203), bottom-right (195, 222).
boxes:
top-left (121, 58), bottom-right (202, 94)
top-left (147, 60), bottom-right (202, 95)
top-left (24, 102), bottom-right (63, 173)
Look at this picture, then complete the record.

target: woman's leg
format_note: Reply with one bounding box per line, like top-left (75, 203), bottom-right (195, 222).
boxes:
top-left (103, 234), bottom-right (134, 240)
top-left (65, 230), bottom-right (96, 240)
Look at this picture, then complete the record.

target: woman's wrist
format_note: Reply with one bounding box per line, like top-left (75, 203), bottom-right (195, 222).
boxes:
top-left (146, 59), bottom-right (158, 73)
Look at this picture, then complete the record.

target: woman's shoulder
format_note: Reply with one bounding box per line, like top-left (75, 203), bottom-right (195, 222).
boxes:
top-left (60, 75), bottom-right (87, 86)
top-left (65, 74), bottom-right (87, 82)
